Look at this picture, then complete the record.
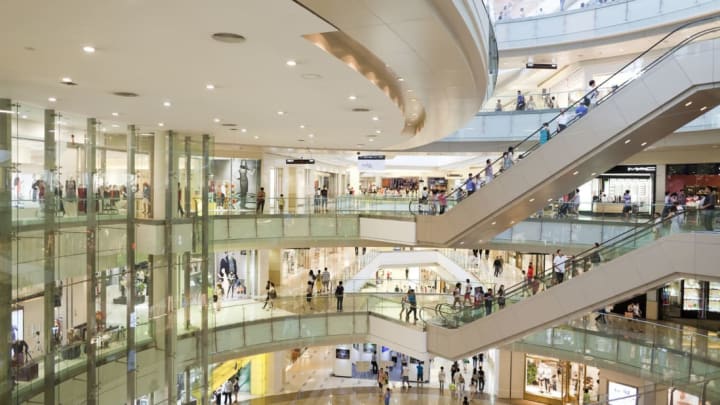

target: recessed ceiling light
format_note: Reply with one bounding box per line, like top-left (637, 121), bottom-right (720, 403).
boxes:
top-left (0, 110), bottom-right (15, 115)
top-left (213, 118), bottom-right (221, 123)
top-left (348, 95), bottom-right (357, 101)
top-left (548, 198), bottom-right (553, 202)
top-left (700, 106), bottom-right (708, 111)
top-left (253, 135), bottom-right (259, 139)
top-left (286, 59), bottom-right (297, 67)
top-left (375, 130), bottom-right (381, 134)
top-left (111, 112), bottom-right (119, 117)
top-left (624, 139), bottom-right (631, 144)
top-left (491, 221), bottom-right (496, 225)
top-left (206, 84), bottom-right (215, 90)
top-left (685, 101), bottom-right (693, 107)
top-left (163, 101), bottom-right (172, 107)
top-left (61, 77), bottom-right (73, 83)
top-left (21, 115), bottom-right (28, 119)
top-left (591, 172), bottom-right (597, 176)
top-left (158, 122), bottom-right (165, 127)
top-left (407, 89), bottom-right (413, 93)
top-left (111, 124), bottom-right (119, 128)
top-left (368, 138), bottom-right (374, 142)
top-left (371, 116), bottom-right (379, 121)
top-left (277, 111), bottom-right (286, 116)
top-left (510, 220), bottom-right (515, 224)
top-left (299, 124), bottom-right (305, 129)
top-left (529, 198), bottom-right (535, 202)
top-left (101, 127), bottom-right (107, 132)
top-left (459, 241), bottom-right (465, 245)
top-left (241, 128), bottom-right (247, 133)
top-left (411, 98), bottom-right (417, 102)
top-left (82, 45), bottom-right (96, 54)
top-left (308, 133), bottom-right (314, 138)
top-left (641, 142), bottom-right (647, 147)
top-left (397, 77), bottom-right (404, 82)
top-left (572, 170), bottom-right (579, 175)
top-left (48, 97), bottom-right (57, 102)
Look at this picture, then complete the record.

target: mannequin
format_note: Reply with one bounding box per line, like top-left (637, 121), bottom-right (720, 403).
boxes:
top-left (237, 163), bottom-right (249, 209)
top-left (65, 177), bottom-right (77, 201)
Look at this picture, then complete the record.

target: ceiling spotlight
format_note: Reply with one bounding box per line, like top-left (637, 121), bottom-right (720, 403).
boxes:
top-left (300, 124), bottom-right (305, 129)
top-left (375, 130), bottom-right (382, 134)
top-left (685, 101), bottom-right (693, 107)
top-left (371, 116), bottom-right (379, 121)
top-left (348, 95), bottom-right (357, 101)
top-left (397, 77), bottom-right (405, 82)
top-left (624, 139), bottom-right (631, 144)
top-left (213, 118), bottom-right (221, 123)
top-left (158, 122), bottom-right (165, 127)
top-left (241, 128), bottom-right (247, 133)
top-left (407, 89), bottom-right (413, 93)
top-left (572, 170), bottom-right (579, 175)
top-left (111, 112), bottom-right (119, 117)
top-left (491, 221), bottom-right (496, 225)
top-left (308, 133), bottom-right (315, 138)
top-left (206, 83), bottom-right (215, 90)
top-left (700, 106), bottom-right (708, 111)
top-left (459, 241), bottom-right (465, 245)
top-left (548, 198), bottom-right (553, 202)
top-left (82, 45), bottom-right (96, 54)
top-left (253, 135), bottom-right (259, 139)
top-left (111, 124), bottom-right (119, 128)
top-left (286, 59), bottom-right (297, 67)
top-left (48, 97), bottom-right (57, 102)
top-left (641, 142), bottom-right (647, 147)
top-left (510, 221), bottom-right (515, 224)
top-left (591, 172), bottom-right (597, 176)
top-left (277, 111), bottom-right (286, 116)
top-left (368, 138), bottom-right (375, 142)
top-left (163, 101), bottom-right (172, 107)
top-left (61, 77), bottom-right (73, 83)
top-left (21, 115), bottom-right (28, 119)
top-left (529, 198), bottom-right (535, 202)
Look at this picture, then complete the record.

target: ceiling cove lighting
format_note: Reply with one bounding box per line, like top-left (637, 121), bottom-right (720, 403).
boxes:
top-left (277, 111), bottom-right (286, 116)
top-left (82, 45), bottom-right (96, 53)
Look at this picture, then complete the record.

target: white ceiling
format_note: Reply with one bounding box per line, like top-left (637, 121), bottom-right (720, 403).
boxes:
top-left (0, 0), bottom-right (414, 149)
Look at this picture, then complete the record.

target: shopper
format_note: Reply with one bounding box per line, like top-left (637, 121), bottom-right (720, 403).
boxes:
top-left (377, 368), bottom-right (385, 393)
top-left (399, 294), bottom-right (408, 320)
top-left (334, 281), bottom-right (344, 311)
top-left (484, 288), bottom-right (493, 316)
top-left (497, 285), bottom-right (506, 309)
top-left (701, 186), bottom-right (716, 231)
top-left (539, 122), bottom-right (550, 145)
top-left (416, 362), bottom-right (424, 388)
top-left (622, 190), bottom-right (633, 220)
top-left (438, 366), bottom-right (446, 394)
top-left (589, 242), bottom-right (602, 271)
top-left (484, 159), bottom-right (494, 184)
top-left (452, 282), bottom-right (462, 309)
top-left (384, 388), bottom-right (391, 405)
top-left (406, 289), bottom-right (418, 323)
top-left (478, 366), bottom-right (485, 392)
top-left (277, 193), bottom-right (285, 213)
top-left (585, 79), bottom-right (599, 107)
top-left (267, 282), bottom-right (276, 309)
top-left (464, 279), bottom-right (473, 305)
top-left (465, 173), bottom-right (476, 196)
top-left (526, 262), bottom-right (535, 293)
top-left (256, 187), bottom-right (266, 213)
top-left (557, 108), bottom-right (569, 132)
top-left (222, 379), bottom-right (233, 404)
top-left (214, 284), bottom-right (223, 312)
top-left (401, 362), bottom-right (411, 389)
top-left (553, 249), bottom-right (568, 284)
top-left (493, 256), bottom-right (502, 277)
top-left (516, 90), bottom-right (526, 110)
top-left (322, 268), bottom-right (331, 293)
top-left (494, 99), bottom-right (503, 112)
top-left (262, 280), bottom-right (272, 309)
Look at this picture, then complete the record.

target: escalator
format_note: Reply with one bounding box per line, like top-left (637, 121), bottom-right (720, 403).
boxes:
top-left (416, 17), bottom-right (720, 246)
top-left (424, 215), bottom-right (720, 359)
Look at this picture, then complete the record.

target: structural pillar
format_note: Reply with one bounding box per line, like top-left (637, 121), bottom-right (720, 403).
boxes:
top-left (200, 134), bottom-right (210, 405)
top-left (164, 131), bottom-right (177, 404)
top-left (85, 118), bottom-right (98, 404)
top-left (183, 137), bottom-right (191, 330)
top-left (42, 109), bottom-right (57, 405)
top-left (0, 99), bottom-right (14, 401)
top-left (126, 125), bottom-right (137, 403)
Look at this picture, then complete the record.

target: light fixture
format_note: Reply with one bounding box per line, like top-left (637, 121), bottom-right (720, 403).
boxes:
top-left (700, 106), bottom-right (708, 112)
top-left (491, 221), bottom-right (496, 225)
top-left (371, 116), bottom-right (379, 121)
top-left (253, 135), bottom-right (259, 139)
top-left (368, 138), bottom-right (374, 142)
top-left (286, 59), bottom-right (297, 67)
top-left (158, 122), bottom-right (165, 127)
top-left (572, 170), bottom-right (579, 175)
top-left (397, 77), bottom-right (404, 82)
top-left (407, 89), bottom-right (413, 93)
top-left (641, 142), bottom-right (647, 147)
top-left (21, 115), bottom-right (28, 119)
top-left (529, 198), bottom-right (535, 202)
top-left (48, 97), bottom-right (57, 102)
top-left (548, 198), bottom-right (553, 202)
top-left (0, 110), bottom-right (15, 114)
top-left (308, 133), bottom-right (314, 138)
top-left (205, 83), bottom-right (215, 90)
top-left (624, 139), bottom-right (631, 144)
top-left (375, 130), bottom-right (381, 134)
top-left (411, 98), bottom-right (417, 102)
top-left (163, 101), bottom-right (172, 107)
top-left (299, 124), bottom-right (305, 129)
top-left (348, 95), bottom-right (357, 101)
top-left (111, 112), bottom-right (119, 117)
top-left (277, 111), bottom-right (286, 116)
top-left (510, 221), bottom-right (515, 224)
top-left (82, 45), bottom-right (96, 54)
top-left (591, 172), bottom-right (597, 176)
top-left (685, 101), bottom-right (693, 107)
top-left (61, 77), bottom-right (73, 83)
top-left (111, 124), bottom-right (119, 128)
top-left (241, 128), bottom-right (247, 133)
top-left (213, 118), bottom-right (221, 123)
top-left (459, 241), bottom-right (465, 245)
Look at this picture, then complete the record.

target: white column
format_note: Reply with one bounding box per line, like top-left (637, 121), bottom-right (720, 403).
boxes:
top-left (152, 132), bottom-right (167, 219)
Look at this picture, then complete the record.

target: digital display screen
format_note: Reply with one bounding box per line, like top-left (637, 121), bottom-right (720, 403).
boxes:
top-left (335, 349), bottom-right (350, 359)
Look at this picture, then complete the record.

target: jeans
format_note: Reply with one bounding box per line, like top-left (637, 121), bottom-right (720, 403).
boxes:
top-left (703, 210), bottom-right (715, 230)
top-left (336, 296), bottom-right (343, 310)
top-left (406, 306), bottom-right (417, 322)
top-left (555, 272), bottom-right (564, 284)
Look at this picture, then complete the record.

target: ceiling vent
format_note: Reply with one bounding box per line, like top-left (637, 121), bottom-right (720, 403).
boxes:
top-left (112, 91), bottom-right (139, 97)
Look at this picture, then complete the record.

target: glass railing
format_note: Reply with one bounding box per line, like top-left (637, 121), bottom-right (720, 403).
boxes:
top-left (424, 213), bottom-right (718, 328)
top-left (520, 313), bottom-right (720, 381)
top-left (491, 0), bottom-right (636, 21)
top-left (442, 15), bottom-right (720, 211)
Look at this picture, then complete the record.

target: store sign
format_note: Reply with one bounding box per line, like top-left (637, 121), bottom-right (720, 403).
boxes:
top-left (608, 381), bottom-right (638, 405)
top-left (669, 389), bottom-right (700, 405)
top-left (358, 155), bottom-right (386, 160)
top-left (358, 159), bottom-right (385, 170)
top-left (286, 159), bottom-right (315, 165)
top-left (606, 165), bottom-right (656, 174)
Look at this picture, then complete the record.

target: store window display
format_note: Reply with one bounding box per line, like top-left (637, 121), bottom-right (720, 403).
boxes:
top-left (524, 355), bottom-right (599, 404)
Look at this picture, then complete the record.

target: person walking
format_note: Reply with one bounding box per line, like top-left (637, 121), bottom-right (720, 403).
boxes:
top-left (256, 187), bottom-right (266, 213)
top-left (493, 256), bottom-right (502, 277)
top-left (406, 289), bottom-right (418, 323)
top-left (322, 268), bottom-right (331, 293)
top-left (452, 282), bottom-right (462, 309)
top-left (483, 288), bottom-right (493, 315)
top-left (622, 189), bottom-right (633, 220)
top-left (334, 281), bottom-right (344, 311)
top-left (701, 186), bottom-right (716, 231)
top-left (526, 262), bottom-right (535, 293)
top-left (262, 280), bottom-right (272, 309)
top-left (266, 282), bottom-right (276, 310)
top-left (494, 99), bottom-right (503, 112)
top-left (222, 379), bottom-right (233, 404)
top-left (478, 366), bottom-right (485, 392)
top-left (416, 362), bottom-right (425, 389)
top-left (464, 279), bottom-right (473, 306)
top-left (401, 362), bottom-right (411, 389)
top-left (277, 193), bottom-right (285, 213)
top-left (497, 285), bottom-right (506, 309)
top-left (438, 366), bottom-right (446, 394)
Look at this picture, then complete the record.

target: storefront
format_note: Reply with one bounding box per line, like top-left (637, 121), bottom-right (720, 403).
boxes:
top-left (666, 163), bottom-right (720, 207)
top-left (208, 158), bottom-right (261, 211)
top-left (427, 177), bottom-right (448, 193)
top-left (661, 279), bottom-right (720, 320)
top-left (524, 354), bottom-right (600, 405)
top-left (214, 250), bottom-right (260, 297)
top-left (579, 165), bottom-right (656, 215)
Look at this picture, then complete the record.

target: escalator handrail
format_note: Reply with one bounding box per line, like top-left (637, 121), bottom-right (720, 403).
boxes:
top-left (441, 15), bottom-right (720, 206)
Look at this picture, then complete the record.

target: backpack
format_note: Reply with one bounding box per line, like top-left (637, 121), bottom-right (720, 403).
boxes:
top-left (269, 288), bottom-right (277, 299)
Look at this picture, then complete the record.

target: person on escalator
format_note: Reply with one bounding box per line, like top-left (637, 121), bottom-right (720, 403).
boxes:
top-left (539, 122), bottom-right (551, 145)
top-left (516, 90), bottom-right (526, 110)
top-left (575, 102), bottom-right (588, 118)
top-left (465, 173), bottom-right (476, 196)
top-left (557, 108), bottom-right (570, 132)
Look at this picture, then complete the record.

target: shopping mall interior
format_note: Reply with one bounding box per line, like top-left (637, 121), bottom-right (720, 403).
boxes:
top-left (2, 0), bottom-right (720, 404)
